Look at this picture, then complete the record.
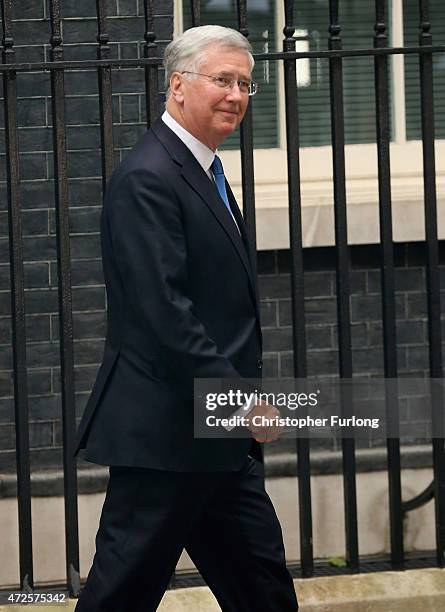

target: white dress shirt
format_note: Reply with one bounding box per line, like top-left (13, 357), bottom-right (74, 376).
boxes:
top-left (162, 110), bottom-right (215, 179)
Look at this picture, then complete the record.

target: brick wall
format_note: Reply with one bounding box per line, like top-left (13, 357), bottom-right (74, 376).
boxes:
top-left (258, 245), bottom-right (444, 381)
top-left (258, 245), bottom-right (445, 458)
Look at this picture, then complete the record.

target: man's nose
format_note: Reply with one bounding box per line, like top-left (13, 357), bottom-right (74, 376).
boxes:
top-left (226, 81), bottom-right (243, 101)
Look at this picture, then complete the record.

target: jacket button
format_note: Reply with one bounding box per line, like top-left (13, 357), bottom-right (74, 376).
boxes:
top-left (256, 359), bottom-right (263, 369)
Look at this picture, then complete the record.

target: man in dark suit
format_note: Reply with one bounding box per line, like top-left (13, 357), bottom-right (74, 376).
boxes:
top-left (75, 24), bottom-right (298, 611)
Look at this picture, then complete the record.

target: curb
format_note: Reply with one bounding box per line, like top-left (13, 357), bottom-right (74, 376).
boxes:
top-left (1, 568), bottom-right (444, 611)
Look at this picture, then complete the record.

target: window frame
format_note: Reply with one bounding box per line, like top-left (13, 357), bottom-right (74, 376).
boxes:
top-left (172, 0), bottom-right (445, 250)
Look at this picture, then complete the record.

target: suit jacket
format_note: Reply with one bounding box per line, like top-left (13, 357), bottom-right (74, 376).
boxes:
top-left (75, 117), bottom-right (263, 471)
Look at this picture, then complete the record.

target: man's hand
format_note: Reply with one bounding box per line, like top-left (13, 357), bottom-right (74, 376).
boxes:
top-left (246, 400), bottom-right (283, 443)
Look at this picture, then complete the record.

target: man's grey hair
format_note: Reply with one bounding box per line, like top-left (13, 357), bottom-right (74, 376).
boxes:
top-left (164, 25), bottom-right (254, 98)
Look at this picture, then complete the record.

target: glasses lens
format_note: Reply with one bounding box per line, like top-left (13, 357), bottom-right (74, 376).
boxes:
top-left (215, 76), bottom-right (231, 88)
top-left (248, 82), bottom-right (258, 96)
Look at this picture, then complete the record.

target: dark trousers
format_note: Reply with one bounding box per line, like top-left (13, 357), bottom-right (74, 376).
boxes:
top-left (75, 457), bottom-right (298, 611)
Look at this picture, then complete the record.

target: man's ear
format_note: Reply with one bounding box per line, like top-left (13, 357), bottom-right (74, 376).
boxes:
top-left (170, 72), bottom-right (184, 103)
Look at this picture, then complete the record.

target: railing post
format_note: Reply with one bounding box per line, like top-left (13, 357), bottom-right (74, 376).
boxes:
top-left (190, 0), bottom-right (201, 27)
top-left (328, 0), bottom-right (359, 571)
top-left (96, 0), bottom-right (115, 191)
top-left (374, 0), bottom-right (404, 570)
top-left (142, 0), bottom-right (160, 128)
top-left (48, 0), bottom-right (80, 596)
top-left (282, 0), bottom-right (313, 578)
top-left (236, 0), bottom-right (258, 274)
top-left (1, 0), bottom-right (33, 590)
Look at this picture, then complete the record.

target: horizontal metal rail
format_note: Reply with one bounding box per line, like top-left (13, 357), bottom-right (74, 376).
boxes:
top-left (0, 44), bottom-right (445, 73)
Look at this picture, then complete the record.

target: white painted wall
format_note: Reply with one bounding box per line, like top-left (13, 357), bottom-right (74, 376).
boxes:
top-left (0, 468), bottom-right (436, 587)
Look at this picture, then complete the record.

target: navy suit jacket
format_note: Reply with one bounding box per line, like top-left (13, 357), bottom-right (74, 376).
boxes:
top-left (75, 118), bottom-right (263, 471)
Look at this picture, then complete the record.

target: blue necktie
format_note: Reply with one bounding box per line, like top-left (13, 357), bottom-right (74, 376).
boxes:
top-left (211, 155), bottom-right (232, 216)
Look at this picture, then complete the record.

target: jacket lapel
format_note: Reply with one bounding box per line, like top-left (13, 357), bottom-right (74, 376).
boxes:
top-left (226, 182), bottom-right (253, 263)
top-left (226, 183), bottom-right (261, 310)
top-left (151, 118), bottom-right (258, 303)
top-left (181, 157), bottom-right (257, 291)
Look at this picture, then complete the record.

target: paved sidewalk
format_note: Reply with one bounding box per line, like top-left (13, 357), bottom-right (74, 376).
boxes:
top-left (1, 568), bottom-right (444, 611)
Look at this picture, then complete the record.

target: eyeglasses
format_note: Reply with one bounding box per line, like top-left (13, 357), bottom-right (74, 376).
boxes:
top-left (181, 71), bottom-right (258, 96)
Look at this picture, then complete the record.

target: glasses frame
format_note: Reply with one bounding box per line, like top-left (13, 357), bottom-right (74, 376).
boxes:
top-left (181, 71), bottom-right (258, 96)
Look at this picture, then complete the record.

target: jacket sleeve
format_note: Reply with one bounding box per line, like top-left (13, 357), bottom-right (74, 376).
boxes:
top-left (107, 167), bottom-right (245, 389)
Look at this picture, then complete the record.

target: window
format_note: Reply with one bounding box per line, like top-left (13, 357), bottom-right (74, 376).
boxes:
top-left (294, 0), bottom-right (391, 146)
top-left (180, 0), bottom-right (445, 148)
top-left (177, 0), bottom-right (445, 250)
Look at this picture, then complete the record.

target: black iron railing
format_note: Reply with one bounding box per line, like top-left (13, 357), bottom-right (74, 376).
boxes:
top-left (1, 0), bottom-right (444, 597)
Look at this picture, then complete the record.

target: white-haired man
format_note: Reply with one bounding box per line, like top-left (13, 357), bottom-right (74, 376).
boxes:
top-left (75, 25), bottom-right (298, 611)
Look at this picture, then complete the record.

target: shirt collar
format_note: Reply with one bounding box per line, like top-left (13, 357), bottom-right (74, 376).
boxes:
top-left (162, 110), bottom-right (215, 175)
